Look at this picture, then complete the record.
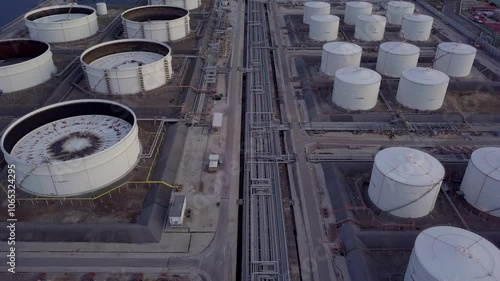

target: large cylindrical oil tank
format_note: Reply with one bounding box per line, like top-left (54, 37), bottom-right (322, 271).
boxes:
top-left (122, 6), bottom-right (190, 42)
top-left (80, 39), bottom-right (173, 95)
top-left (148, 0), bottom-right (200, 11)
top-left (0, 39), bottom-right (57, 94)
top-left (0, 99), bottom-right (141, 197)
top-left (368, 147), bottom-right (444, 218)
top-left (461, 147), bottom-right (500, 217)
top-left (320, 42), bottom-right (362, 76)
top-left (309, 14), bottom-right (339, 41)
top-left (401, 14), bottom-right (433, 41)
top-left (96, 2), bottom-right (108, 15)
top-left (433, 42), bottom-right (477, 77)
top-left (344, 1), bottom-right (373, 25)
top-left (354, 14), bottom-right (386, 41)
top-left (396, 67), bottom-right (449, 110)
top-left (303, 2), bottom-right (331, 25)
top-left (386, 1), bottom-right (415, 25)
top-left (332, 67), bottom-right (381, 110)
top-left (24, 5), bottom-right (99, 43)
top-left (405, 226), bottom-right (500, 281)
top-left (376, 42), bottom-right (420, 78)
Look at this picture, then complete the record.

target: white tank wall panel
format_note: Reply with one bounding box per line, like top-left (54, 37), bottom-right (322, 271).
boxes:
top-left (124, 18), bottom-right (189, 41)
top-left (376, 42), bottom-right (420, 77)
top-left (309, 14), bottom-right (339, 41)
top-left (96, 2), bottom-right (108, 15)
top-left (0, 40), bottom-right (56, 93)
top-left (303, 2), bottom-right (331, 25)
top-left (396, 67), bottom-right (449, 110)
top-left (25, 5), bottom-right (98, 43)
top-left (386, 1), bottom-right (415, 25)
top-left (320, 42), bottom-right (362, 76)
top-left (354, 14), bottom-right (386, 41)
top-left (461, 147), bottom-right (500, 217)
top-left (405, 226), bottom-right (500, 281)
top-left (368, 147), bottom-right (444, 218)
top-left (402, 14), bottom-right (433, 41)
top-left (344, 1), bottom-right (373, 25)
top-left (0, 100), bottom-right (141, 197)
top-left (434, 42), bottom-right (477, 77)
top-left (148, 0), bottom-right (201, 10)
top-left (332, 67), bottom-right (381, 110)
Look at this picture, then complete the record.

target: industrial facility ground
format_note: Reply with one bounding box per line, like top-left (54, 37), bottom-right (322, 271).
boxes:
top-left (0, 0), bottom-right (499, 280)
top-left (0, 0), bottom-right (240, 279)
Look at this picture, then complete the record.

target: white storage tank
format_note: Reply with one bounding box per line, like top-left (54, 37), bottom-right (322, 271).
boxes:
top-left (433, 42), bottom-right (477, 77)
top-left (24, 5), bottom-right (99, 43)
top-left (96, 2), bottom-right (108, 16)
top-left (368, 147), bottom-right (444, 218)
top-left (0, 39), bottom-right (57, 94)
top-left (396, 67), bottom-right (449, 110)
top-left (303, 2), bottom-right (331, 25)
top-left (401, 14), bottom-right (433, 41)
top-left (0, 100), bottom-right (141, 197)
top-left (320, 42), bottom-right (362, 76)
top-left (80, 39), bottom-right (173, 95)
top-left (332, 67), bottom-right (381, 110)
top-left (405, 226), bottom-right (500, 281)
top-left (461, 147), bottom-right (500, 217)
top-left (354, 14), bottom-right (387, 41)
top-left (122, 6), bottom-right (190, 42)
top-left (309, 14), bottom-right (339, 41)
top-left (344, 1), bottom-right (373, 25)
top-left (148, 0), bottom-right (200, 11)
top-left (386, 1), bottom-right (415, 25)
top-left (376, 42), bottom-right (420, 78)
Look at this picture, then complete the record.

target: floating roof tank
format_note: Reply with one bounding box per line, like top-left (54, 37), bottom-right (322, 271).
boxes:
top-left (386, 1), bottom-right (415, 25)
top-left (332, 67), bottom-right (381, 110)
top-left (80, 39), bottom-right (173, 95)
top-left (401, 14), bottom-right (433, 41)
top-left (320, 42), bottom-right (362, 76)
top-left (376, 42), bottom-right (420, 78)
top-left (0, 99), bottom-right (141, 197)
top-left (122, 6), bottom-right (190, 42)
top-left (344, 1), bottom-right (373, 25)
top-left (368, 147), bottom-right (444, 218)
top-left (303, 2), bottom-right (331, 25)
top-left (96, 2), bottom-right (108, 16)
top-left (309, 14), bottom-right (339, 41)
top-left (461, 147), bottom-right (500, 217)
top-left (433, 42), bottom-right (477, 77)
top-left (396, 67), bottom-right (449, 110)
top-left (354, 14), bottom-right (387, 41)
top-left (405, 226), bottom-right (500, 281)
top-left (24, 5), bottom-right (99, 43)
top-left (148, 0), bottom-right (201, 10)
top-left (0, 39), bottom-right (56, 94)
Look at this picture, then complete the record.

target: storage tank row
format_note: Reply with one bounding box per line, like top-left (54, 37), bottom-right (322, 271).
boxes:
top-left (342, 1), bottom-right (433, 42)
top-left (365, 146), bottom-right (500, 220)
top-left (320, 40), bottom-right (479, 111)
top-left (0, 2), bottom-right (199, 95)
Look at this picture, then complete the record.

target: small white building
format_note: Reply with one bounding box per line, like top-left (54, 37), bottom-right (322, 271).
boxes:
top-left (208, 154), bottom-right (220, 172)
top-left (212, 112), bottom-right (223, 129)
top-left (169, 195), bottom-right (187, 227)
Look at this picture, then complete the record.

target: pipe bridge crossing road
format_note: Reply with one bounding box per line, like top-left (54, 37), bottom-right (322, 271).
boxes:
top-left (241, 0), bottom-right (291, 280)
